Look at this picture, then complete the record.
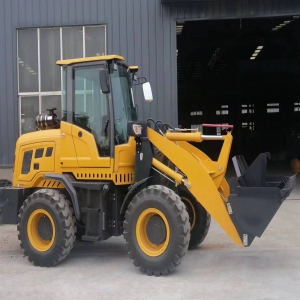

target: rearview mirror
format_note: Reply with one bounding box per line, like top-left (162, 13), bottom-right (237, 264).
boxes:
top-left (99, 69), bottom-right (110, 94)
top-left (142, 82), bottom-right (153, 103)
top-left (133, 77), bottom-right (147, 86)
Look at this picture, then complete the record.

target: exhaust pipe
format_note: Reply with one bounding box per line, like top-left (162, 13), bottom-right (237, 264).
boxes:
top-left (35, 107), bottom-right (60, 130)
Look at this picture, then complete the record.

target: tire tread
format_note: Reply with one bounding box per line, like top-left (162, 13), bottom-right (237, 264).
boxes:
top-left (17, 189), bottom-right (76, 267)
top-left (123, 185), bottom-right (190, 276)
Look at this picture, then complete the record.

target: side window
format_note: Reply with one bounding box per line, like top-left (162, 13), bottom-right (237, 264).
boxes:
top-left (73, 66), bottom-right (110, 157)
top-left (35, 148), bottom-right (44, 158)
top-left (46, 147), bottom-right (53, 157)
top-left (21, 150), bottom-right (33, 174)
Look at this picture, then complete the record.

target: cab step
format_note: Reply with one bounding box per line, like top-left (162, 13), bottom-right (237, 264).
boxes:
top-left (81, 235), bottom-right (101, 242)
top-left (81, 207), bottom-right (101, 214)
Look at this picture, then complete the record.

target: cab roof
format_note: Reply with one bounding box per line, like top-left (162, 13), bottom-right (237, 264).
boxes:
top-left (56, 55), bottom-right (124, 66)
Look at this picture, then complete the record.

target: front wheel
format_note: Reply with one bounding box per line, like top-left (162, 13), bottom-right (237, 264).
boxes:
top-left (123, 185), bottom-right (190, 276)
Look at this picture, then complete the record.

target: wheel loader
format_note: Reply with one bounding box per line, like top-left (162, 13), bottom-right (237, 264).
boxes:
top-left (0, 54), bottom-right (296, 276)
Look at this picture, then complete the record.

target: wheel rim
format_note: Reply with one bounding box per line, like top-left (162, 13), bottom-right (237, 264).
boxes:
top-left (27, 209), bottom-right (55, 252)
top-left (136, 208), bottom-right (170, 257)
top-left (181, 197), bottom-right (196, 230)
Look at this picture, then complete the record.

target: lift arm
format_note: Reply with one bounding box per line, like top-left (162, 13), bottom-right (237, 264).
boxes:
top-left (147, 127), bottom-right (244, 246)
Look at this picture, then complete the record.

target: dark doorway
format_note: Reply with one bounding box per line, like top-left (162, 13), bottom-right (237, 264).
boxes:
top-left (177, 16), bottom-right (300, 164)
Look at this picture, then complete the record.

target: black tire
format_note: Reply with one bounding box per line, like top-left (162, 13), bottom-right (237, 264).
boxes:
top-left (180, 191), bottom-right (211, 250)
top-left (65, 199), bottom-right (85, 241)
top-left (17, 189), bottom-right (76, 267)
top-left (123, 185), bottom-right (190, 276)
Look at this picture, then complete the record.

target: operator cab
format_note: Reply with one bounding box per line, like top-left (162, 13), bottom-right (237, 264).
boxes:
top-left (55, 55), bottom-right (151, 157)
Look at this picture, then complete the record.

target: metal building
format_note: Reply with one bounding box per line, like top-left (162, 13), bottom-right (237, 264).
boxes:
top-left (0, 0), bottom-right (300, 167)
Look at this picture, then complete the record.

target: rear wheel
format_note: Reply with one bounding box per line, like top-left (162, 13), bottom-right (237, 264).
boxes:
top-left (180, 191), bottom-right (211, 250)
top-left (123, 185), bottom-right (190, 276)
top-left (65, 199), bottom-right (86, 241)
top-left (17, 189), bottom-right (76, 267)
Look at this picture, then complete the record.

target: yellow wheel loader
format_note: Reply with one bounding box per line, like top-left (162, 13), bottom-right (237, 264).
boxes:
top-left (0, 55), bottom-right (296, 276)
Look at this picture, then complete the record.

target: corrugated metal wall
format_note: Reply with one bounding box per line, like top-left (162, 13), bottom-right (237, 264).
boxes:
top-left (0, 0), bottom-right (299, 166)
top-left (0, 0), bottom-right (177, 166)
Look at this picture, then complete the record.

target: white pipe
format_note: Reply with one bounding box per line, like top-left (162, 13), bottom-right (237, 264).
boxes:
top-left (201, 135), bottom-right (224, 140)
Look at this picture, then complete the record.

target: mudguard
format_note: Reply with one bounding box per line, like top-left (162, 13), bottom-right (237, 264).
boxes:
top-left (44, 173), bottom-right (81, 220)
top-left (120, 177), bottom-right (152, 215)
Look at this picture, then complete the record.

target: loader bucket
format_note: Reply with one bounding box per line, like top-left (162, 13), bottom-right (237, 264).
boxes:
top-left (228, 152), bottom-right (296, 246)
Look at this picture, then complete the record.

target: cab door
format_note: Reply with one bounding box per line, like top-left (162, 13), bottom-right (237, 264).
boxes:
top-left (71, 124), bottom-right (111, 168)
top-left (60, 121), bottom-right (78, 168)
top-left (72, 64), bottom-right (111, 168)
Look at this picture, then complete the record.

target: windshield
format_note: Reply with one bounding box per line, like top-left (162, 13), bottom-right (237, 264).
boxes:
top-left (73, 66), bottom-right (111, 156)
top-left (110, 62), bottom-right (137, 145)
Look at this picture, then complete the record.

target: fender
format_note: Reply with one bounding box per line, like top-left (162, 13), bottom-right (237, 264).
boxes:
top-left (44, 173), bottom-right (81, 220)
top-left (120, 177), bottom-right (151, 215)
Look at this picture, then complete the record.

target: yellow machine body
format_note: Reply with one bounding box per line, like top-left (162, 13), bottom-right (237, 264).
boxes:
top-left (2, 54), bottom-right (295, 275)
top-left (13, 117), bottom-right (241, 245)
top-left (13, 121), bottom-right (136, 188)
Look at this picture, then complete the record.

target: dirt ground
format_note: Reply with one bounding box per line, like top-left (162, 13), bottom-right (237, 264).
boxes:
top-left (0, 200), bottom-right (300, 300)
top-left (0, 167), bottom-right (300, 299)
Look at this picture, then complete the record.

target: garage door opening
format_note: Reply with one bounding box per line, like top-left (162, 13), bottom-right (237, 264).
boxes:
top-left (177, 16), bottom-right (300, 166)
